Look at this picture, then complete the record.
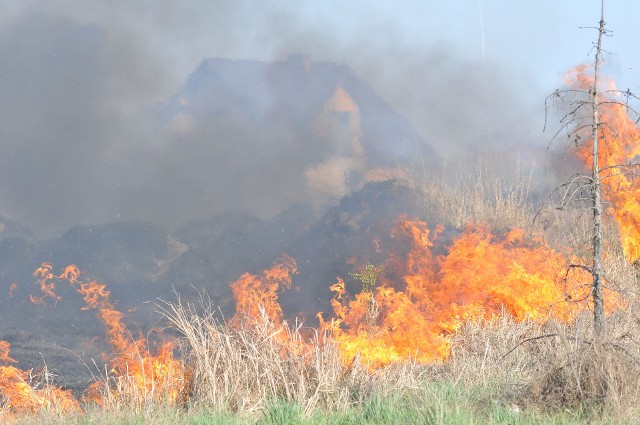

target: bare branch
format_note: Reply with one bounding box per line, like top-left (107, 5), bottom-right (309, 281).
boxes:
top-left (548, 174), bottom-right (593, 209)
top-left (500, 333), bottom-right (558, 360)
top-left (544, 89), bottom-right (590, 132)
top-left (598, 100), bottom-right (640, 118)
top-left (599, 162), bottom-right (640, 175)
top-left (567, 263), bottom-right (594, 274)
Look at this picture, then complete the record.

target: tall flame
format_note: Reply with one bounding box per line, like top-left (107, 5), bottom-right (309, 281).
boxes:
top-left (321, 218), bottom-right (599, 367)
top-left (231, 255), bottom-right (297, 326)
top-left (564, 65), bottom-right (640, 264)
top-left (31, 264), bottom-right (183, 405)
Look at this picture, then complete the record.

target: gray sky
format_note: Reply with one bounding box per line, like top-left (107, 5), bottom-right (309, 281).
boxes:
top-left (0, 1), bottom-right (637, 236)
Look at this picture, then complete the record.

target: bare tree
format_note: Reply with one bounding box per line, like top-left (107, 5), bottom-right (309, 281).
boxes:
top-left (545, 0), bottom-right (640, 334)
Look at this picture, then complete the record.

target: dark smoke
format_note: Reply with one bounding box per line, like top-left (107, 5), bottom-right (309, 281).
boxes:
top-left (0, 11), bottom-right (169, 236)
top-left (0, 2), bottom-right (544, 237)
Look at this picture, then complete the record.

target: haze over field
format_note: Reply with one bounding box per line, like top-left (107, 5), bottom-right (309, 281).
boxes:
top-left (1, 1), bottom-right (638, 236)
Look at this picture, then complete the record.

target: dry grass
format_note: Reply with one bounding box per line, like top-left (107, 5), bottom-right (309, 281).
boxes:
top-left (160, 297), bottom-right (424, 416)
top-left (407, 153), bottom-right (640, 419)
top-left (438, 303), bottom-right (640, 420)
top-left (86, 361), bottom-right (186, 416)
top-left (150, 295), bottom-right (640, 421)
top-left (416, 153), bottom-right (539, 231)
top-left (9, 296), bottom-right (640, 423)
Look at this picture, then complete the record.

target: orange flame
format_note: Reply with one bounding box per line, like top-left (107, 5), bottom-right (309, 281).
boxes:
top-left (0, 341), bottom-right (16, 365)
top-left (0, 341), bottom-right (79, 419)
top-left (564, 66), bottom-right (640, 263)
top-left (30, 262), bottom-right (62, 305)
top-left (231, 255), bottom-right (297, 325)
top-left (322, 218), bottom-right (598, 367)
top-left (32, 264), bottom-right (183, 405)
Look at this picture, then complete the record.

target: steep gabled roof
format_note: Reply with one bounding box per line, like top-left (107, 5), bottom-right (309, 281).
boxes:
top-left (165, 55), bottom-right (433, 165)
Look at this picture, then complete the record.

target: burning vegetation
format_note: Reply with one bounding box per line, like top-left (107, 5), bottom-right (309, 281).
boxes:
top-left (1, 179), bottom-right (635, 421)
top-left (320, 218), bottom-right (603, 367)
top-left (0, 63), bottom-right (639, 422)
top-left (563, 65), bottom-right (640, 265)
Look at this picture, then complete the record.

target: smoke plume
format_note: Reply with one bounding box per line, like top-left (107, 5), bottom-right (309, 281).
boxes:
top-left (0, 1), bottom-right (543, 237)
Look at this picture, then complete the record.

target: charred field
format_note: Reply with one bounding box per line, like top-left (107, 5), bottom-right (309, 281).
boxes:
top-left (2, 161), bottom-right (640, 424)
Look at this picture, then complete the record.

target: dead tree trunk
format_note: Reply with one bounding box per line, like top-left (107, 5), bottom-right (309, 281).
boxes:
top-left (591, 1), bottom-right (605, 333)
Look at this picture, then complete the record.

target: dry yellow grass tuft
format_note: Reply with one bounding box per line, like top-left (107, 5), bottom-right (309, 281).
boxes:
top-left (438, 303), bottom-right (640, 419)
top-left (160, 297), bottom-right (425, 415)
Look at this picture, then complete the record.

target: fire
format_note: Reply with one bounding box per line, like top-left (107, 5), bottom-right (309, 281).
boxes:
top-left (31, 264), bottom-right (184, 406)
top-left (224, 217), bottom-right (617, 368)
top-left (5, 185), bottom-right (630, 417)
top-left (30, 262), bottom-right (62, 305)
top-left (1, 63), bottom-right (634, 423)
top-left (0, 341), bottom-right (14, 365)
top-left (231, 255), bottom-right (297, 326)
top-left (0, 341), bottom-right (79, 419)
top-left (564, 65), bottom-right (640, 264)
top-left (1, 256), bottom-right (296, 415)
top-left (321, 218), bottom-right (597, 367)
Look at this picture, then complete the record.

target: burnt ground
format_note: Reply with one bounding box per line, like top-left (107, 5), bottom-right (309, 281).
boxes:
top-left (0, 181), bottom-right (452, 393)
